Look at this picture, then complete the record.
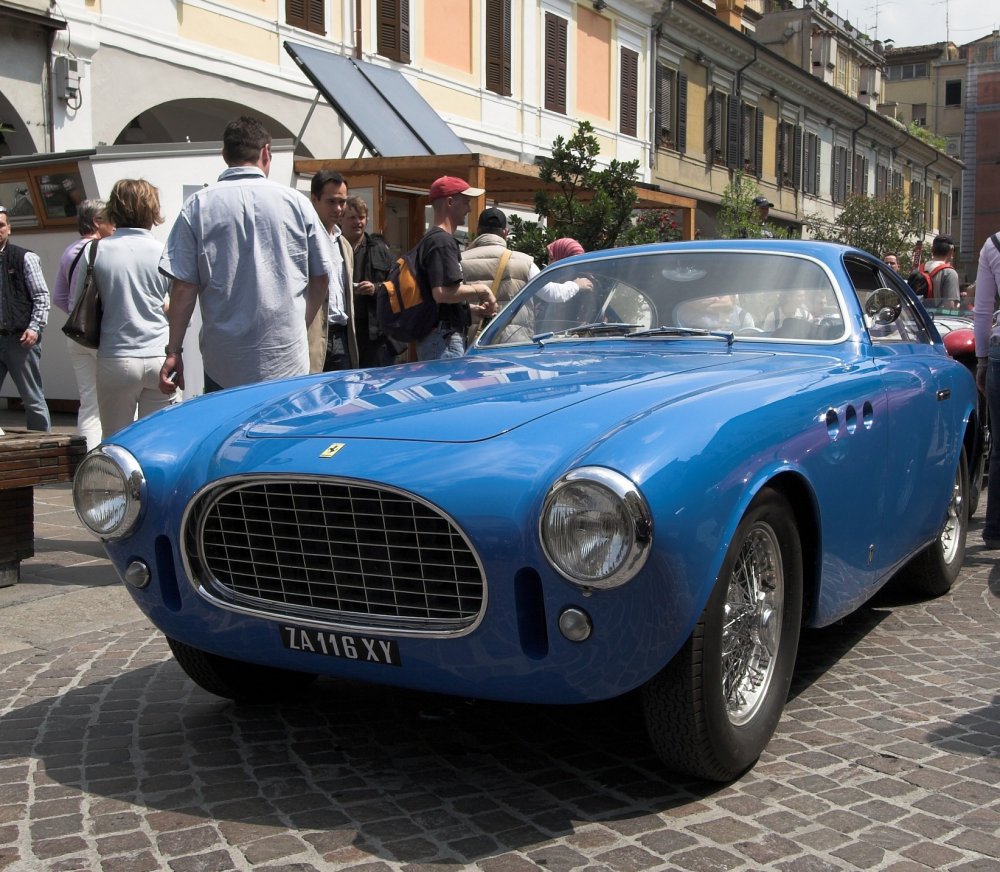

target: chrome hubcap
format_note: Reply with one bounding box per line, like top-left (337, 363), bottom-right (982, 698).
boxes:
top-left (939, 463), bottom-right (965, 565)
top-left (722, 523), bottom-right (784, 726)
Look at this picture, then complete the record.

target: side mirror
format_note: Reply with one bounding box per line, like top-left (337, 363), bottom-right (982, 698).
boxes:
top-left (864, 287), bottom-right (903, 325)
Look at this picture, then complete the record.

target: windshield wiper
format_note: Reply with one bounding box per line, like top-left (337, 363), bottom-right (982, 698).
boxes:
top-left (531, 322), bottom-right (641, 344)
top-left (630, 326), bottom-right (735, 346)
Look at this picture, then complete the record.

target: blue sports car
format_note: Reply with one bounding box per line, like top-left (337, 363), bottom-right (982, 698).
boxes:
top-left (74, 240), bottom-right (979, 781)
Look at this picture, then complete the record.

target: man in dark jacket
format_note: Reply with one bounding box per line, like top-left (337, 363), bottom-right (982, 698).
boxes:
top-left (0, 207), bottom-right (51, 431)
top-left (340, 196), bottom-right (398, 367)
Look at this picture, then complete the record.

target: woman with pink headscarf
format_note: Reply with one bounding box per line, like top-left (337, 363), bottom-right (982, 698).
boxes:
top-left (540, 237), bottom-right (593, 302)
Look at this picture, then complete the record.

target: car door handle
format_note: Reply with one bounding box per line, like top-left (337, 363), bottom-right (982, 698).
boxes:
top-left (937, 389), bottom-right (951, 401)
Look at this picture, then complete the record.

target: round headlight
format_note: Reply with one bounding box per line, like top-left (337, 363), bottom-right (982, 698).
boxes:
top-left (73, 445), bottom-right (145, 540)
top-left (539, 467), bottom-right (652, 589)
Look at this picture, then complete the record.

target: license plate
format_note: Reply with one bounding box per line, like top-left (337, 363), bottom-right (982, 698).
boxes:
top-left (280, 625), bottom-right (402, 666)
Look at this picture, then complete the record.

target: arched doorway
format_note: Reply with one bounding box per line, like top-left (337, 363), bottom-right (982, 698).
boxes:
top-left (0, 97), bottom-right (38, 158)
top-left (111, 99), bottom-right (311, 157)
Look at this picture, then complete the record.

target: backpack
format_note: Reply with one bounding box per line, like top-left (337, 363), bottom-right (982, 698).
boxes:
top-left (376, 244), bottom-right (439, 343)
top-left (906, 261), bottom-right (950, 299)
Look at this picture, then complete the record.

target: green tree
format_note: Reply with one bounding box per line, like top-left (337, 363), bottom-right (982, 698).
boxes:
top-left (716, 171), bottom-right (786, 239)
top-left (804, 188), bottom-right (924, 267)
top-left (507, 121), bottom-right (645, 262)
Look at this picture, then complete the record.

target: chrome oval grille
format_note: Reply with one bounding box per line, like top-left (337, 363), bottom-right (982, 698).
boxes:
top-left (184, 477), bottom-right (485, 633)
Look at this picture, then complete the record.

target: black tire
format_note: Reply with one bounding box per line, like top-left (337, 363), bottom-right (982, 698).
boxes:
top-left (900, 447), bottom-right (968, 598)
top-left (641, 488), bottom-right (803, 782)
top-left (167, 637), bottom-right (317, 702)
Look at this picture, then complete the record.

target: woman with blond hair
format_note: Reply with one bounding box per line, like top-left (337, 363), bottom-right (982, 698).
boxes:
top-left (73, 178), bottom-right (179, 440)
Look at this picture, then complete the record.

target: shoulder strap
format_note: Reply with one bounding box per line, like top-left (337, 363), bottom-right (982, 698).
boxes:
top-left (491, 248), bottom-right (513, 295)
top-left (68, 240), bottom-right (89, 279)
top-left (86, 238), bottom-right (99, 269)
top-left (991, 233), bottom-right (1000, 254)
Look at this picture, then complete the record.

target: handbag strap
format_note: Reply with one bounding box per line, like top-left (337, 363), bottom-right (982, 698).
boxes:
top-left (86, 238), bottom-right (99, 271)
top-left (491, 248), bottom-right (513, 296)
top-left (991, 233), bottom-right (1000, 254)
top-left (68, 240), bottom-right (89, 283)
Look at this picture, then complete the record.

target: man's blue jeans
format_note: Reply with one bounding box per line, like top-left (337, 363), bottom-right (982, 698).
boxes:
top-left (0, 335), bottom-right (51, 431)
top-left (416, 327), bottom-right (465, 361)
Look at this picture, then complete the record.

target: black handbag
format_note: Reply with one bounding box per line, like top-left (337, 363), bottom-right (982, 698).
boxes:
top-left (62, 240), bottom-right (103, 349)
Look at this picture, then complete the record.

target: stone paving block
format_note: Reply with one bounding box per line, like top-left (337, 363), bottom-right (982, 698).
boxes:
top-left (239, 833), bottom-right (310, 864)
top-left (592, 844), bottom-right (665, 871)
top-left (669, 845), bottom-right (744, 871)
top-left (94, 829), bottom-right (154, 855)
top-left (734, 833), bottom-right (802, 865)
top-left (830, 839), bottom-right (889, 869)
top-left (101, 851), bottom-right (166, 872)
top-left (165, 849), bottom-right (237, 872)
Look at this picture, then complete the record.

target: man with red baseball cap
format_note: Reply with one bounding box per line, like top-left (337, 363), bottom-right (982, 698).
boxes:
top-left (408, 176), bottom-right (496, 360)
top-left (427, 176), bottom-right (486, 201)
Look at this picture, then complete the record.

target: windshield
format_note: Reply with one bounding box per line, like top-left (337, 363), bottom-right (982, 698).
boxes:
top-left (477, 249), bottom-right (845, 346)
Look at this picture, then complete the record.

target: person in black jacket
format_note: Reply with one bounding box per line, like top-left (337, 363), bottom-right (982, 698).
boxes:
top-left (0, 207), bottom-right (51, 431)
top-left (340, 195), bottom-right (399, 367)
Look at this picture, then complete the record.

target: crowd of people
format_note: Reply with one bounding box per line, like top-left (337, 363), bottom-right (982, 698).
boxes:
top-left (2, 114), bottom-right (995, 460)
top-left (0, 115), bottom-right (588, 447)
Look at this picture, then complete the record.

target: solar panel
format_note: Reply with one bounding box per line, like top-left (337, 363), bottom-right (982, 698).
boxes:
top-left (284, 41), bottom-right (469, 157)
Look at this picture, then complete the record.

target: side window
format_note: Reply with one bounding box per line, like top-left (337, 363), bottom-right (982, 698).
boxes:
top-left (845, 258), bottom-right (932, 344)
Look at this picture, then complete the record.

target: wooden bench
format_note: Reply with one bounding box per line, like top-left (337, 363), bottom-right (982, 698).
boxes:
top-left (0, 430), bottom-right (87, 588)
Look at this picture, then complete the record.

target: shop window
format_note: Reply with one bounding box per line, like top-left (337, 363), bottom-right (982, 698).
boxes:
top-left (0, 163), bottom-right (85, 230)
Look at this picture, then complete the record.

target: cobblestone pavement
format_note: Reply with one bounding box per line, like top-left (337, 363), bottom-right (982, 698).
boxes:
top-left (1, 473), bottom-right (1000, 871)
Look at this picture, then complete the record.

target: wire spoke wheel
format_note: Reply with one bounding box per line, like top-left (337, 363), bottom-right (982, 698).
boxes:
top-left (723, 523), bottom-right (783, 726)
top-left (642, 488), bottom-right (802, 781)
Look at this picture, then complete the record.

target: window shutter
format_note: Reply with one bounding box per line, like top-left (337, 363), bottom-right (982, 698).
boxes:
top-left (544, 13), bottom-right (567, 114)
top-left (726, 94), bottom-right (739, 170)
top-left (377, 0), bottom-right (410, 63)
top-left (754, 109), bottom-right (764, 178)
top-left (307, 0), bottom-right (324, 34)
top-left (831, 147), bottom-right (840, 203)
top-left (287, 0), bottom-right (306, 29)
top-left (485, 0), bottom-right (512, 96)
top-left (400, 0), bottom-right (411, 63)
top-left (776, 122), bottom-right (786, 187)
top-left (620, 48), bottom-right (638, 137)
top-left (813, 138), bottom-right (821, 196)
top-left (793, 126), bottom-right (803, 191)
top-left (655, 65), bottom-right (670, 146)
top-left (709, 90), bottom-right (724, 166)
top-left (677, 73), bottom-right (687, 153)
top-left (287, 0), bottom-right (324, 34)
top-left (740, 102), bottom-right (753, 169)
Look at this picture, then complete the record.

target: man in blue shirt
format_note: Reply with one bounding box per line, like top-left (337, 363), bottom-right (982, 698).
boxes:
top-left (158, 116), bottom-right (334, 394)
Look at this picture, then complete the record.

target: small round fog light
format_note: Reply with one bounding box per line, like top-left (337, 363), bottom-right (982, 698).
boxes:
top-left (123, 560), bottom-right (150, 589)
top-left (558, 607), bottom-right (593, 642)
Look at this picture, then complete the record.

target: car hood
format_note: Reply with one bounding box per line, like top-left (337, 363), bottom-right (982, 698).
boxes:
top-left (244, 348), bottom-right (776, 443)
